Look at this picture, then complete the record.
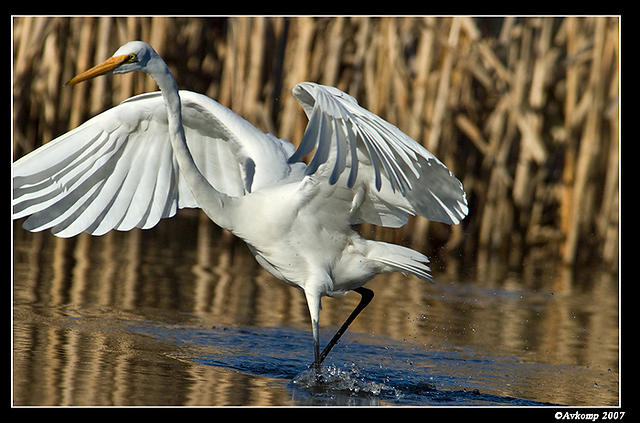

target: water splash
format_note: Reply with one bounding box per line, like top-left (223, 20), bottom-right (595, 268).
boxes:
top-left (294, 363), bottom-right (400, 395)
top-left (289, 362), bottom-right (405, 405)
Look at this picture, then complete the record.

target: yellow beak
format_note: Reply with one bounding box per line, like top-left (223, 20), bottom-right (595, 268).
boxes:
top-left (66, 54), bottom-right (132, 86)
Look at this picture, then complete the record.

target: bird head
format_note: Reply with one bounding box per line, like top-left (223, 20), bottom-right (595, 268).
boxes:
top-left (66, 41), bottom-right (160, 86)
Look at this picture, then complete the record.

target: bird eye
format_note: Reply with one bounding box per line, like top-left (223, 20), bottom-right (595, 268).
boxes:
top-left (126, 54), bottom-right (137, 63)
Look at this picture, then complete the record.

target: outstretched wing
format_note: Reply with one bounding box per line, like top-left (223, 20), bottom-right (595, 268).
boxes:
top-left (13, 90), bottom-right (295, 238)
top-left (290, 82), bottom-right (468, 227)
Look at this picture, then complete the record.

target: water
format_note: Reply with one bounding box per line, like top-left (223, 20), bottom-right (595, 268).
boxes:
top-left (12, 215), bottom-right (619, 406)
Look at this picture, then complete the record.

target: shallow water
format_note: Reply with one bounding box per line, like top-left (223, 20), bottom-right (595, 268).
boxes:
top-left (12, 214), bottom-right (619, 406)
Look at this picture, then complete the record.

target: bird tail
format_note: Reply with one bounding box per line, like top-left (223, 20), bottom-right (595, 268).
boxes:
top-left (367, 241), bottom-right (434, 283)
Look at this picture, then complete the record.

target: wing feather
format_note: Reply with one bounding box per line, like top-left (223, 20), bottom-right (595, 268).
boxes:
top-left (291, 82), bottom-right (468, 226)
top-left (13, 90), bottom-right (297, 237)
top-left (345, 123), bottom-right (359, 188)
top-left (329, 119), bottom-right (346, 185)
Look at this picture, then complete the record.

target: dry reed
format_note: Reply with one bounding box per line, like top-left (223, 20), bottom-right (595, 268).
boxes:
top-left (12, 16), bottom-right (619, 284)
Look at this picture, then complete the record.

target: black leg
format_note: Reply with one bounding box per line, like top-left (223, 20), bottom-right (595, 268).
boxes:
top-left (310, 287), bottom-right (374, 368)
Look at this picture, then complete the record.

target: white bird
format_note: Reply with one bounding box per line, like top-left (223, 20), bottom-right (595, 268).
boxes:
top-left (12, 41), bottom-right (468, 370)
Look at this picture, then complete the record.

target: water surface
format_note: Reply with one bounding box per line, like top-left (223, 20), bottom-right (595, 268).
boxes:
top-left (12, 214), bottom-right (619, 406)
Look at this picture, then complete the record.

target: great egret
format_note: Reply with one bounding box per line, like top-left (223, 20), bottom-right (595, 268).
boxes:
top-left (12, 41), bottom-right (468, 370)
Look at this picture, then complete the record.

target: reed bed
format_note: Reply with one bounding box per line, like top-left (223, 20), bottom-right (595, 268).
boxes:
top-left (12, 16), bottom-right (619, 284)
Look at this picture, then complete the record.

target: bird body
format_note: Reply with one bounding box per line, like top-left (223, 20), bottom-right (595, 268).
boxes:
top-left (235, 178), bottom-right (382, 294)
top-left (13, 41), bottom-right (468, 369)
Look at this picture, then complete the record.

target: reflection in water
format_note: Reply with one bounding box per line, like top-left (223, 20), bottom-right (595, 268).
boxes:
top-left (12, 212), bottom-right (619, 406)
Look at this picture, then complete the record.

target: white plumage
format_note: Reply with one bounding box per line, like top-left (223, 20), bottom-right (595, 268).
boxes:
top-left (13, 41), bottom-right (468, 369)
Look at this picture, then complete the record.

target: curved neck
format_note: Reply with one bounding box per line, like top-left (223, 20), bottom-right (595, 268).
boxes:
top-left (149, 60), bottom-right (236, 231)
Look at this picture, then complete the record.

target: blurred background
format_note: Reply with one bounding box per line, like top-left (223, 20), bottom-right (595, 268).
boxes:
top-left (13, 16), bottom-right (619, 284)
top-left (12, 16), bottom-right (620, 406)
